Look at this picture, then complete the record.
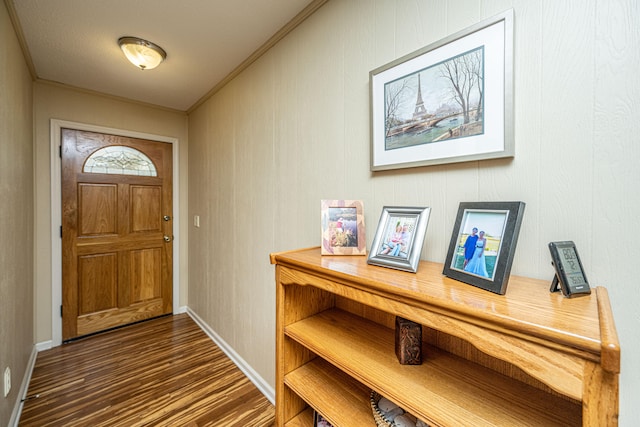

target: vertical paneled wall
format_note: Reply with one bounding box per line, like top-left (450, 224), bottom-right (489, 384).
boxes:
top-left (188, 0), bottom-right (639, 422)
top-left (0, 2), bottom-right (34, 425)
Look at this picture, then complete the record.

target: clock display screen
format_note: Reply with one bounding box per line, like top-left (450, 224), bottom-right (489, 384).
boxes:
top-left (559, 247), bottom-right (587, 286)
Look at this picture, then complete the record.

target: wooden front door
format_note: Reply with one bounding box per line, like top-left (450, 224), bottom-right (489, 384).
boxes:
top-left (61, 129), bottom-right (173, 341)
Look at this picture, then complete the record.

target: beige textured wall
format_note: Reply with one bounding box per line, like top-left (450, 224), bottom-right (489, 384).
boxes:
top-left (188, 0), bottom-right (639, 423)
top-left (0, 1), bottom-right (34, 424)
top-left (33, 82), bottom-right (189, 344)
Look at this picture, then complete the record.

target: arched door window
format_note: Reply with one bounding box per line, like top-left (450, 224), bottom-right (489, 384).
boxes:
top-left (83, 146), bottom-right (158, 176)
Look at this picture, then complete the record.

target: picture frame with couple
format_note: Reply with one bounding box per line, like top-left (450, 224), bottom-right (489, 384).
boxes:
top-left (443, 201), bottom-right (525, 294)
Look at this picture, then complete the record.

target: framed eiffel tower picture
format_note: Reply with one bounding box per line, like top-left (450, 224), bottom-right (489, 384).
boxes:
top-left (370, 9), bottom-right (514, 171)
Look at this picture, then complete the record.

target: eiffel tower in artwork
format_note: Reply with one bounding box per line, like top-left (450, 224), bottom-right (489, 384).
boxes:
top-left (412, 73), bottom-right (428, 121)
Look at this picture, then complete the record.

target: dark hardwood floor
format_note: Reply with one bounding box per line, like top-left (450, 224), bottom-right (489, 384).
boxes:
top-left (19, 314), bottom-right (275, 426)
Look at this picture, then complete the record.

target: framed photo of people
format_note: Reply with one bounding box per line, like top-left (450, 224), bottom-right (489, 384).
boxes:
top-left (367, 206), bottom-right (430, 273)
top-left (443, 201), bottom-right (525, 294)
top-left (321, 199), bottom-right (366, 255)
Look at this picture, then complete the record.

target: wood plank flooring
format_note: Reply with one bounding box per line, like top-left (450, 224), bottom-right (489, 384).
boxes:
top-left (19, 314), bottom-right (275, 426)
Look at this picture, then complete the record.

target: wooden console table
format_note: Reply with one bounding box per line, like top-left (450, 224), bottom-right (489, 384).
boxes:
top-left (271, 247), bottom-right (619, 426)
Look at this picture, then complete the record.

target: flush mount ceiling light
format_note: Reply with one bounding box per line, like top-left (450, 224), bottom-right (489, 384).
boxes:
top-left (118, 36), bottom-right (166, 70)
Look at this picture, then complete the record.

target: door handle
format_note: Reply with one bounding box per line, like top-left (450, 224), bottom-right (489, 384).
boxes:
top-left (163, 235), bottom-right (173, 242)
top-left (163, 215), bottom-right (171, 221)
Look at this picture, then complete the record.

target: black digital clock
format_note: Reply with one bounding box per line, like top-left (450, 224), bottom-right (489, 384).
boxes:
top-left (548, 241), bottom-right (591, 297)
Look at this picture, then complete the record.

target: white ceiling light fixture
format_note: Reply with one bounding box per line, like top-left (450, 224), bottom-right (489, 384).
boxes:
top-left (118, 36), bottom-right (167, 70)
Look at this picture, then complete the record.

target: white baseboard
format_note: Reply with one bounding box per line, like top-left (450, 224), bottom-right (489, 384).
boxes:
top-left (8, 345), bottom-right (38, 427)
top-left (35, 340), bottom-right (52, 352)
top-left (186, 308), bottom-right (275, 405)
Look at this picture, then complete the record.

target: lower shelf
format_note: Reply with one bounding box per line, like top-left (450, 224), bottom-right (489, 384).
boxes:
top-left (284, 407), bottom-right (314, 427)
top-left (285, 358), bottom-right (376, 426)
top-left (285, 308), bottom-right (582, 426)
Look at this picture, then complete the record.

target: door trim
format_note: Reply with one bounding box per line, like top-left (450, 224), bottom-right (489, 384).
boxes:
top-left (50, 119), bottom-right (181, 347)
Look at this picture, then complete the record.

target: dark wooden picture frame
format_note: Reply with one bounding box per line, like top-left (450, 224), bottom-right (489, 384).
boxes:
top-left (313, 410), bottom-right (333, 427)
top-left (443, 201), bottom-right (525, 294)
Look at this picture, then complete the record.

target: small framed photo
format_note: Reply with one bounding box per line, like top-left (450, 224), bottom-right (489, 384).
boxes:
top-left (368, 206), bottom-right (430, 273)
top-left (443, 201), bottom-right (525, 294)
top-left (314, 411), bottom-right (333, 427)
top-left (321, 200), bottom-right (366, 255)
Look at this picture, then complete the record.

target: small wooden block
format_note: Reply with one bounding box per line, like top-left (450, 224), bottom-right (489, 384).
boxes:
top-left (395, 316), bottom-right (422, 365)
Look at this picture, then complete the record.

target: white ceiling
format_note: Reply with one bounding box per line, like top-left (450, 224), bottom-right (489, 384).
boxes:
top-left (10, 0), bottom-right (321, 111)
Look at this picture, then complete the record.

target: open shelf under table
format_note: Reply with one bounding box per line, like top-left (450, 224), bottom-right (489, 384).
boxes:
top-left (285, 308), bottom-right (581, 427)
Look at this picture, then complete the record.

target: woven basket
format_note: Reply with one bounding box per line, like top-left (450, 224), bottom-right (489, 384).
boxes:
top-left (370, 391), bottom-right (430, 427)
top-left (370, 391), bottom-right (395, 427)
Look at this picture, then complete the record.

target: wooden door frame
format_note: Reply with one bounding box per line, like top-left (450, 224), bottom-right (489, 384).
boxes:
top-left (50, 119), bottom-right (182, 347)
